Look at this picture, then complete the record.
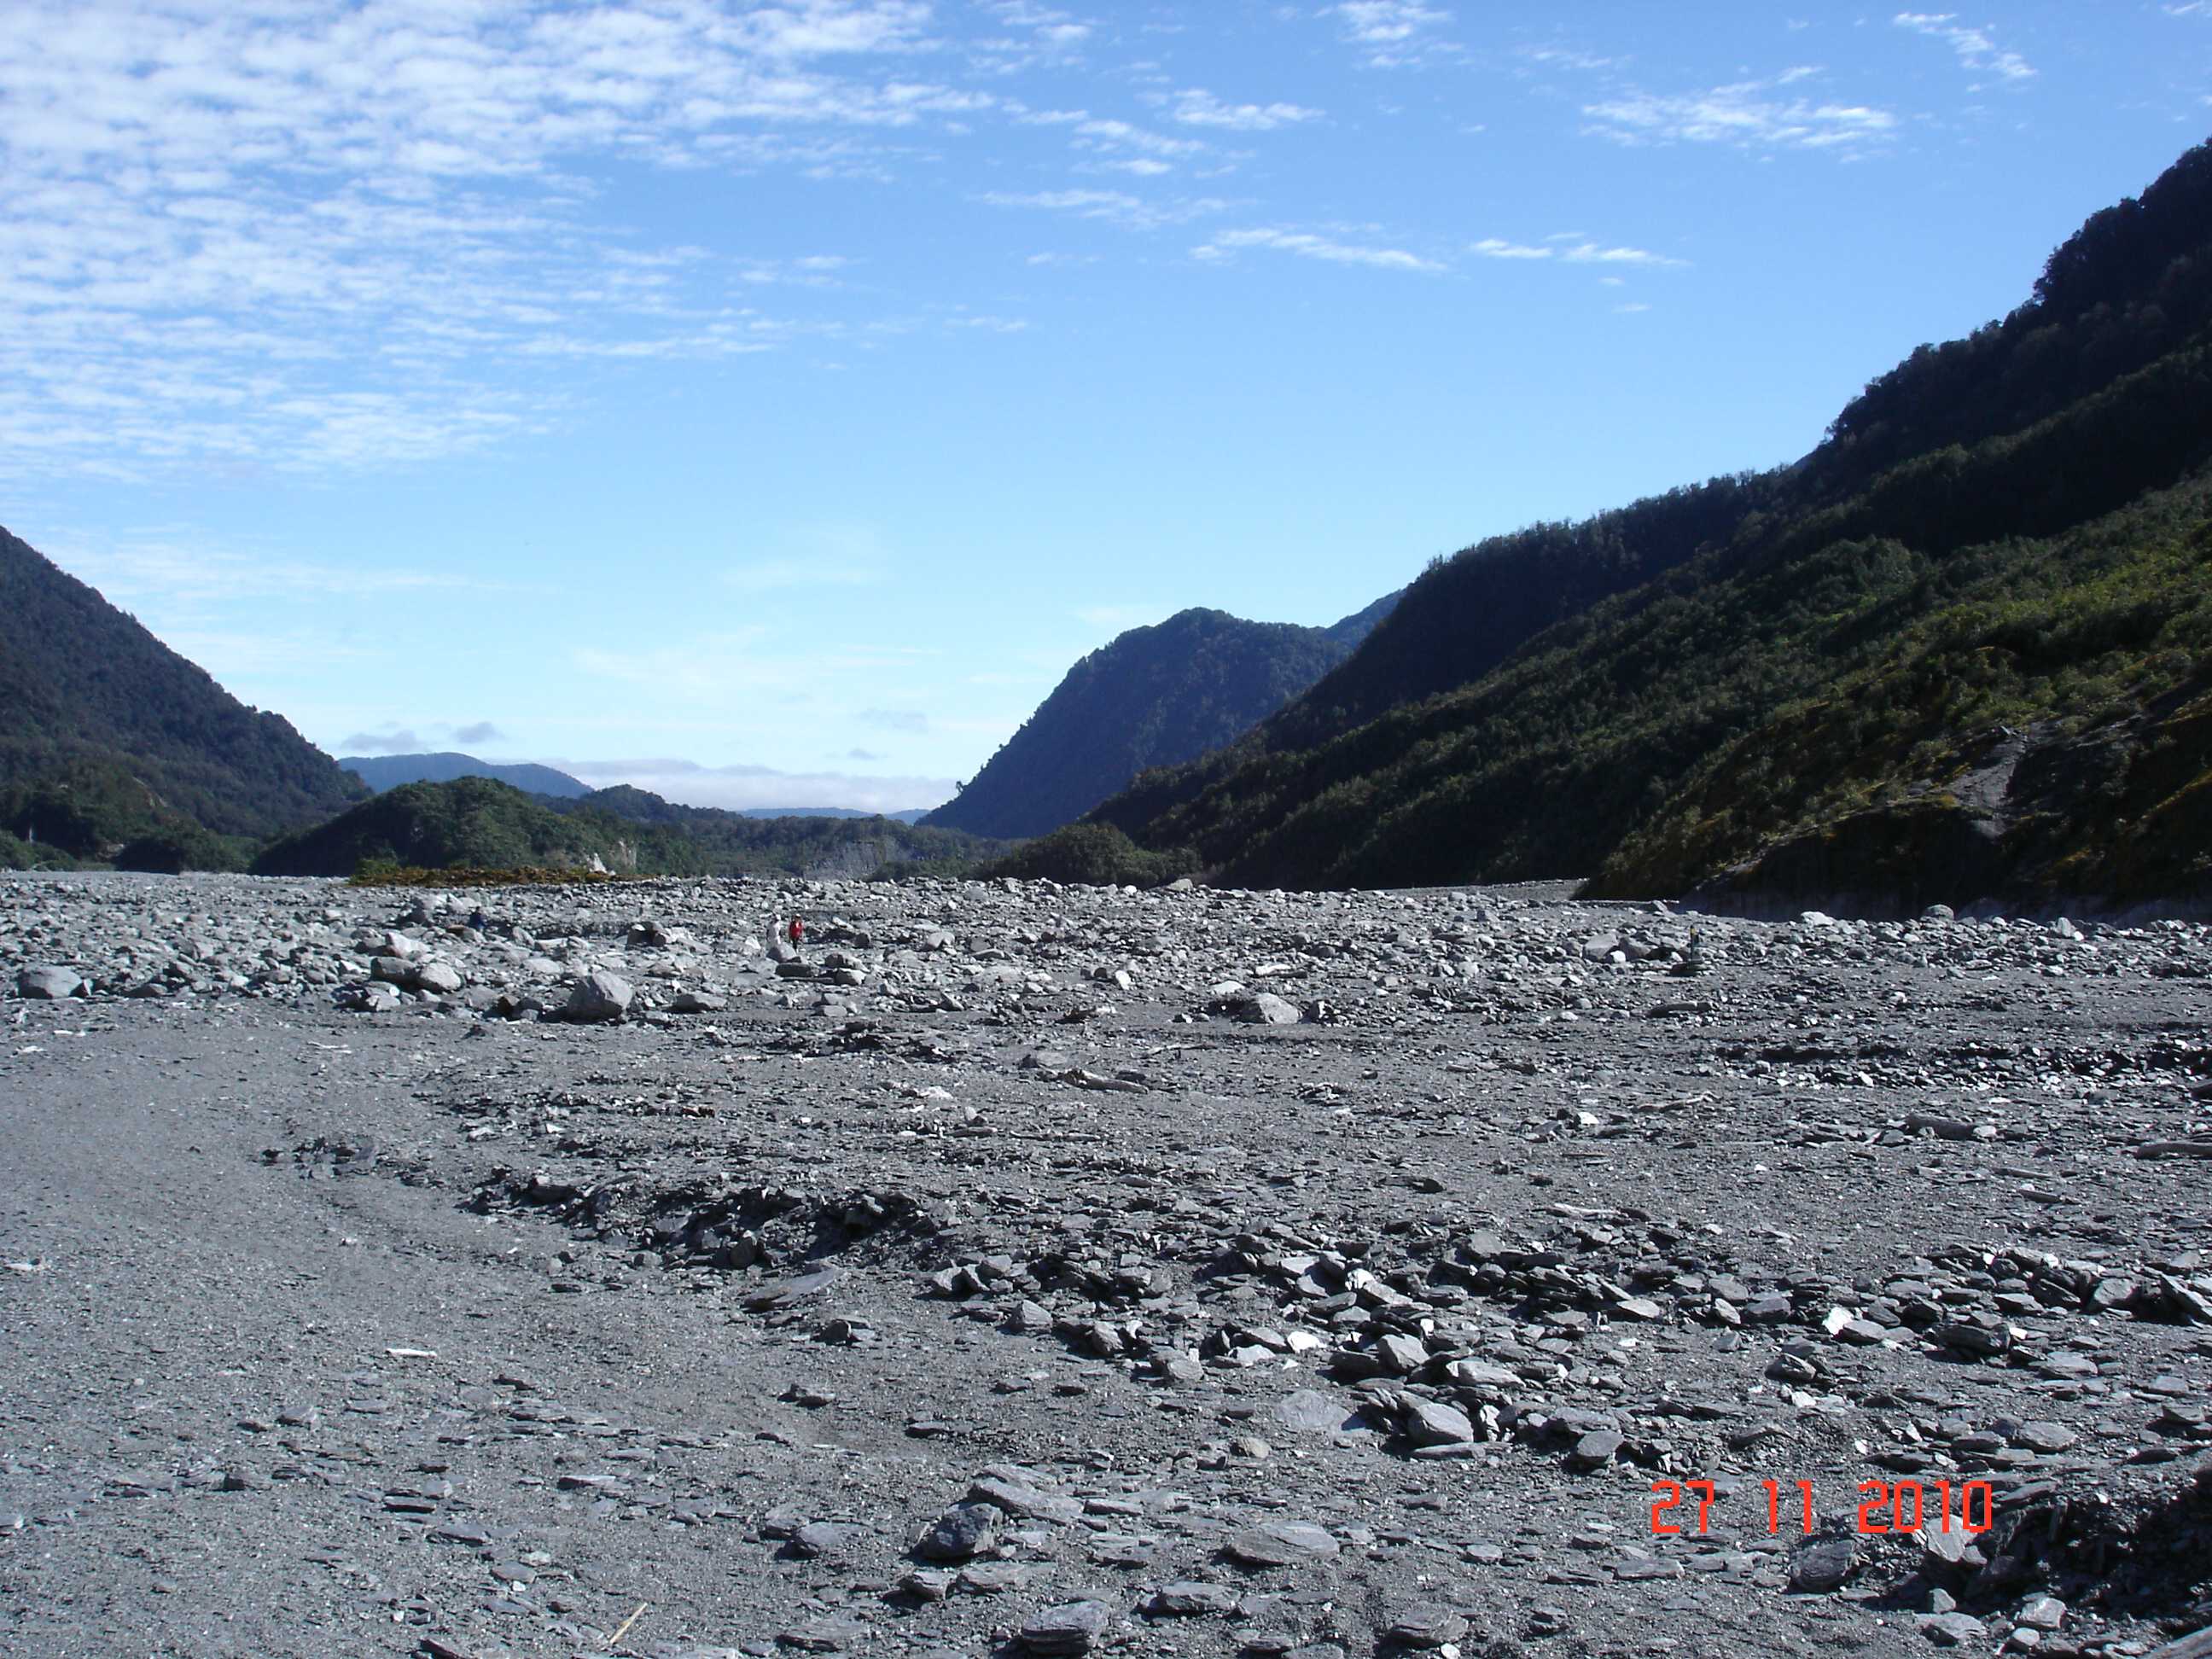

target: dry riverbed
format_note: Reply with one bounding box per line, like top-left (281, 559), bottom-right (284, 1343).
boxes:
top-left (3, 871), bottom-right (2209, 1659)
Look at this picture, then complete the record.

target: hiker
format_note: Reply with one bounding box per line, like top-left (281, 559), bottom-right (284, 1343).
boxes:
top-left (787, 915), bottom-right (805, 950)
top-left (467, 906), bottom-right (488, 933)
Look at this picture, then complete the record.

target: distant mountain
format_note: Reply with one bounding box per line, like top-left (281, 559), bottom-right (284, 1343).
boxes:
top-left (740, 806), bottom-right (932, 824)
top-left (253, 777), bottom-right (1002, 881)
top-left (924, 602), bottom-right (1393, 841)
top-left (1097, 141), bottom-right (2212, 913)
top-left (341, 751), bottom-right (590, 798)
top-left (0, 524), bottom-right (366, 864)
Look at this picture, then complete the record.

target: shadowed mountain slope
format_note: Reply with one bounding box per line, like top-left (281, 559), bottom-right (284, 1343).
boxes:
top-left (0, 525), bottom-right (366, 859)
top-left (925, 602), bottom-right (1394, 841)
top-left (1097, 141), bottom-right (2212, 911)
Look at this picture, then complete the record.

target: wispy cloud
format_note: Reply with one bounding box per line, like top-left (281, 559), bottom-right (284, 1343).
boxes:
top-left (453, 721), bottom-right (505, 746)
top-left (1170, 88), bottom-right (1324, 131)
top-left (1470, 238), bottom-right (1552, 260)
top-left (1328, 3), bottom-right (1457, 68)
top-left (981, 189), bottom-right (1232, 230)
top-left (1195, 226), bottom-right (1441, 271)
top-left (0, 0), bottom-right (1008, 480)
top-left (969, 1), bottom-right (1093, 73)
top-left (1471, 236), bottom-right (1685, 267)
top-left (1519, 45), bottom-right (1621, 74)
top-left (1583, 77), bottom-right (1897, 154)
top-left (1894, 13), bottom-right (2036, 82)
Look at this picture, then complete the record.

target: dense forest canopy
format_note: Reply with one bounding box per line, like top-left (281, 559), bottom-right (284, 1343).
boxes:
top-left (0, 526), bottom-right (367, 849)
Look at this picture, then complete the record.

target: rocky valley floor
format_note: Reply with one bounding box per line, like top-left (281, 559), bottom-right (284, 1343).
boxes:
top-left (2, 871), bottom-right (2209, 1659)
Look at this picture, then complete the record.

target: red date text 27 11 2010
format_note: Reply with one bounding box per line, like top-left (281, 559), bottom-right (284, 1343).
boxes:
top-left (1650, 1479), bottom-right (1996, 1536)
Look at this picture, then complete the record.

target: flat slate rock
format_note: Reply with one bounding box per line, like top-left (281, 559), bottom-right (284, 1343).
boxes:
top-left (1274, 1390), bottom-right (1354, 1435)
top-left (1019, 1599), bottom-right (1113, 1654)
top-left (743, 1268), bottom-right (841, 1310)
top-left (1225, 1520), bottom-right (1341, 1568)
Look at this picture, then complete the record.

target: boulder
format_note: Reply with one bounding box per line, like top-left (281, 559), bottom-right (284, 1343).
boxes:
top-left (15, 965), bottom-right (86, 999)
top-left (561, 971), bottom-right (633, 1023)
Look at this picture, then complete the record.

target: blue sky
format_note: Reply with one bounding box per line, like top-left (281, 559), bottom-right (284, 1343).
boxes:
top-left (4, 2), bottom-right (2208, 812)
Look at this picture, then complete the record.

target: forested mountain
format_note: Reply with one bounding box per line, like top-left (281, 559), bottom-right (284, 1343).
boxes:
top-left (1097, 141), bottom-right (2212, 912)
top-left (252, 777), bottom-right (1001, 880)
top-left (341, 752), bottom-right (590, 798)
top-left (0, 526), bottom-right (366, 860)
top-left (924, 603), bottom-right (1388, 841)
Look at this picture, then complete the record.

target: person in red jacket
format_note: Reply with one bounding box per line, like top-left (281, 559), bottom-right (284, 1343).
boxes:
top-left (787, 915), bottom-right (805, 950)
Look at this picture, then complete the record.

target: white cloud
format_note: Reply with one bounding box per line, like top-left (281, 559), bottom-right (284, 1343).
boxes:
top-left (1471, 237), bottom-right (1685, 268)
top-left (1076, 118), bottom-right (1204, 155)
top-left (1583, 78), bottom-right (1898, 154)
top-left (1328, 2), bottom-right (1456, 67)
top-left (1519, 45), bottom-right (1619, 73)
top-left (980, 189), bottom-right (1231, 230)
top-left (1196, 226), bottom-right (1440, 271)
top-left (0, 0), bottom-right (1008, 481)
top-left (970, 1), bottom-right (1093, 73)
top-left (1563, 241), bottom-right (1684, 267)
top-left (1171, 88), bottom-right (1324, 131)
top-left (1894, 12), bottom-right (2036, 82)
top-left (552, 756), bottom-right (954, 813)
top-left (48, 537), bottom-right (496, 606)
top-left (1470, 237), bottom-right (1553, 259)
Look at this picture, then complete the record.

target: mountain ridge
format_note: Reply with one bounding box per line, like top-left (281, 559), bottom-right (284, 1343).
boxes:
top-left (925, 596), bottom-right (1400, 841)
top-left (1093, 139), bottom-right (2212, 911)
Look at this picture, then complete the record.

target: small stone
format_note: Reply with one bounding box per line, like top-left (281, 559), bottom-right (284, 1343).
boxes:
top-left (957, 1561), bottom-right (1027, 1595)
top-left (1383, 1604), bottom-right (1470, 1648)
top-left (1019, 1599), bottom-right (1113, 1654)
top-left (917, 1503), bottom-right (998, 1561)
top-left (792, 1521), bottom-right (852, 1558)
top-left (1567, 1429), bottom-right (1624, 1470)
top-left (1149, 1581), bottom-right (1238, 1616)
top-left (967, 1473), bottom-right (1082, 1524)
top-left (744, 1268), bottom-right (841, 1311)
top-left (1788, 1534), bottom-right (1855, 1592)
top-left (779, 1615), bottom-right (869, 1651)
top-left (2011, 1421), bottom-right (2077, 1454)
top-left (1224, 1521), bottom-right (1341, 1568)
top-left (1405, 1398), bottom-right (1474, 1448)
top-left (1918, 1611), bottom-right (1989, 1646)
top-left (1276, 1390), bottom-right (1352, 1435)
